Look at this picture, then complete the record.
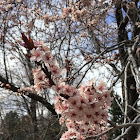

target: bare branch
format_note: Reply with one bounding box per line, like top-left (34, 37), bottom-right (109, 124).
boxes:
top-left (0, 75), bottom-right (57, 115)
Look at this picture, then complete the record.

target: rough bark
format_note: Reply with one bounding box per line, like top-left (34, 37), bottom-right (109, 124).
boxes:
top-left (115, 0), bottom-right (140, 139)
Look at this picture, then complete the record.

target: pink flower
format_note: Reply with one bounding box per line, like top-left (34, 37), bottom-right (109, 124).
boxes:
top-left (59, 116), bottom-right (65, 125)
top-left (94, 111), bottom-right (102, 122)
top-left (76, 133), bottom-right (85, 140)
top-left (85, 87), bottom-right (96, 96)
top-left (79, 127), bottom-right (87, 135)
top-left (54, 96), bottom-right (60, 105)
top-left (100, 111), bottom-right (108, 122)
top-left (79, 83), bottom-right (87, 92)
top-left (43, 79), bottom-right (50, 87)
top-left (88, 129), bottom-right (96, 136)
top-left (35, 41), bottom-right (50, 52)
top-left (54, 102), bottom-right (62, 114)
top-left (86, 95), bottom-right (95, 104)
top-left (49, 65), bottom-right (61, 77)
top-left (72, 89), bottom-right (79, 97)
top-left (42, 51), bottom-right (52, 64)
top-left (97, 95), bottom-right (104, 106)
top-left (68, 96), bottom-right (81, 107)
top-left (66, 110), bottom-right (79, 121)
top-left (61, 130), bottom-right (77, 140)
top-left (52, 82), bottom-right (65, 93)
top-left (77, 105), bottom-right (84, 115)
top-left (62, 100), bottom-right (69, 113)
top-left (82, 121), bottom-right (90, 128)
top-left (90, 102), bottom-right (99, 113)
top-left (60, 132), bottom-right (70, 140)
top-left (69, 97), bottom-right (76, 106)
top-left (68, 130), bottom-right (77, 139)
top-left (53, 79), bottom-right (111, 139)
top-left (32, 67), bottom-right (41, 75)
top-left (79, 96), bottom-right (88, 106)
top-left (34, 71), bottom-right (45, 84)
top-left (103, 90), bottom-right (113, 106)
top-left (63, 85), bottom-right (75, 96)
top-left (36, 40), bottom-right (44, 47)
top-left (96, 82), bottom-right (107, 92)
top-left (30, 48), bottom-right (43, 62)
top-left (62, 7), bottom-right (72, 18)
top-left (66, 121), bottom-right (75, 130)
top-left (84, 112), bottom-right (95, 123)
top-left (35, 83), bottom-right (43, 94)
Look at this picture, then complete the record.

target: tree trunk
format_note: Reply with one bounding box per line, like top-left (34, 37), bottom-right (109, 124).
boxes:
top-left (115, 0), bottom-right (139, 139)
top-left (126, 67), bottom-right (139, 140)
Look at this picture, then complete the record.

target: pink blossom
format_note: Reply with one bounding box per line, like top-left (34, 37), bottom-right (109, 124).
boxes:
top-left (61, 130), bottom-right (77, 140)
top-left (79, 127), bottom-right (87, 135)
top-left (35, 83), bottom-right (43, 94)
top-left (90, 102), bottom-right (98, 110)
top-left (49, 65), bottom-right (61, 77)
top-left (62, 7), bottom-right (73, 18)
top-left (54, 96), bottom-right (60, 105)
top-left (32, 66), bottom-right (41, 75)
top-left (54, 80), bottom-right (112, 139)
top-left (86, 95), bottom-right (95, 104)
top-left (34, 71), bottom-right (45, 84)
top-left (42, 51), bottom-right (52, 64)
top-left (96, 81), bottom-right (107, 92)
top-left (66, 110), bottom-right (79, 121)
top-left (97, 95), bottom-right (104, 106)
top-left (100, 111), bottom-right (108, 122)
top-left (66, 121), bottom-right (75, 130)
top-left (79, 96), bottom-right (88, 106)
top-left (72, 89), bottom-right (79, 97)
top-left (85, 112), bottom-right (93, 122)
top-left (88, 129), bottom-right (96, 136)
top-left (77, 105), bottom-right (84, 115)
top-left (85, 87), bottom-right (96, 96)
top-left (59, 116), bottom-right (65, 125)
top-left (103, 90), bottom-right (113, 106)
top-left (54, 101), bottom-right (62, 114)
top-left (62, 100), bottom-right (69, 113)
top-left (68, 96), bottom-right (81, 107)
top-left (60, 132), bottom-right (70, 140)
top-left (63, 85), bottom-right (75, 96)
top-left (76, 133), bottom-right (85, 140)
top-left (30, 48), bottom-right (43, 62)
top-left (30, 46), bottom-right (112, 140)
top-left (52, 82), bottom-right (65, 93)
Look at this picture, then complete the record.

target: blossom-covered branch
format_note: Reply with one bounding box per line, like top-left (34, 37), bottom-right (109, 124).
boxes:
top-left (23, 34), bottom-right (113, 140)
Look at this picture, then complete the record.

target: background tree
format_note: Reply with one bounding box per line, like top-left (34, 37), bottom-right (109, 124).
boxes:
top-left (108, 94), bottom-right (123, 139)
top-left (0, 0), bottom-right (140, 140)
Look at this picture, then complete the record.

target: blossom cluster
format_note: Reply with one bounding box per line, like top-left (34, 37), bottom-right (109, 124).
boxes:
top-left (61, 0), bottom-right (112, 23)
top-left (30, 41), bottom-right (61, 93)
top-left (62, 6), bottom-right (87, 21)
top-left (53, 81), bottom-right (112, 140)
top-left (27, 40), bottom-right (112, 139)
top-left (44, 14), bottom-right (60, 24)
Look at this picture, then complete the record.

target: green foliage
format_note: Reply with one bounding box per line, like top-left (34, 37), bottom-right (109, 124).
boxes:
top-left (0, 111), bottom-right (61, 140)
top-left (108, 94), bottom-right (123, 140)
top-left (0, 111), bottom-right (33, 140)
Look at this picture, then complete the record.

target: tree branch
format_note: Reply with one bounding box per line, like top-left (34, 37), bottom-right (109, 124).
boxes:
top-left (0, 75), bottom-right (57, 115)
top-left (86, 115), bottom-right (140, 140)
